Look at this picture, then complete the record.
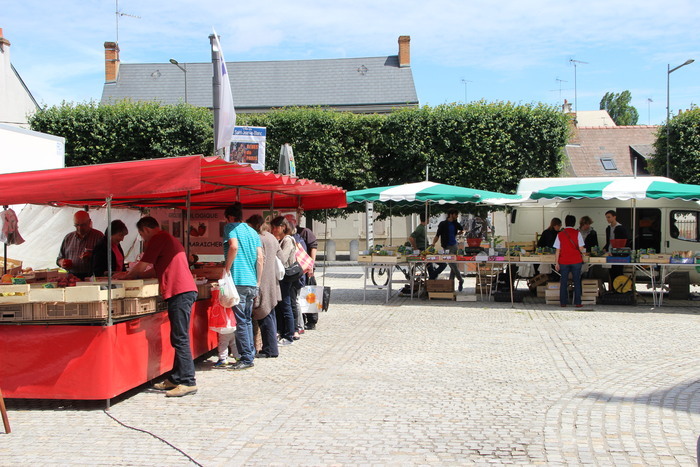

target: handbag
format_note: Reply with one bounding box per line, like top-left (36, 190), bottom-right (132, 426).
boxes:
top-left (275, 256), bottom-right (285, 281)
top-left (209, 289), bottom-right (237, 334)
top-left (283, 261), bottom-right (303, 282)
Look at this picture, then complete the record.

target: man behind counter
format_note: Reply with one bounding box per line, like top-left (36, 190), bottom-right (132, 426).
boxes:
top-left (57, 211), bottom-right (104, 279)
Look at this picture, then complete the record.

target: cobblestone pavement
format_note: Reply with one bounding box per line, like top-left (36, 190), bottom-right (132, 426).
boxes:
top-left (2, 271), bottom-right (700, 466)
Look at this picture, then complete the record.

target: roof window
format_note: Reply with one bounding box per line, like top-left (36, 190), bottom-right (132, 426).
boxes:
top-left (600, 158), bottom-right (617, 171)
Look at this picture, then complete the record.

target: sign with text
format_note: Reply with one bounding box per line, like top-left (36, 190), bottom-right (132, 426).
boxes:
top-left (230, 126), bottom-right (266, 171)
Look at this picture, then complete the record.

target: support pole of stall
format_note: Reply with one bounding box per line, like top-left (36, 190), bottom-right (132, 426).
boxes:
top-left (2, 206), bottom-right (7, 275)
top-left (185, 192), bottom-right (191, 261)
top-left (107, 197), bottom-right (113, 326)
top-left (323, 209), bottom-right (328, 287)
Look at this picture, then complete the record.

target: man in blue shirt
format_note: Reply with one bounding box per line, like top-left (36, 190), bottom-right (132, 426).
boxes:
top-left (428, 208), bottom-right (464, 290)
top-left (223, 203), bottom-right (263, 370)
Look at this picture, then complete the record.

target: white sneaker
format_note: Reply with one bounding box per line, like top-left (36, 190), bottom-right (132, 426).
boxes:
top-left (279, 338), bottom-right (293, 346)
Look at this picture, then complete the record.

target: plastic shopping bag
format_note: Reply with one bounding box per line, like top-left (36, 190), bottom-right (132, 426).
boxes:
top-left (209, 289), bottom-right (237, 334)
top-left (298, 285), bottom-right (325, 314)
top-left (218, 272), bottom-right (240, 308)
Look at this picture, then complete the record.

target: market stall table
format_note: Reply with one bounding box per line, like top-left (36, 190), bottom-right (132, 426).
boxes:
top-left (0, 155), bottom-right (347, 402)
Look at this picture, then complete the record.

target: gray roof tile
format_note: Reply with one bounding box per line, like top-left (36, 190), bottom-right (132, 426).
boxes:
top-left (101, 56), bottom-right (418, 112)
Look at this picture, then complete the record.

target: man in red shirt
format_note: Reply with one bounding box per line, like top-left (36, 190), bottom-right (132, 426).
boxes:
top-left (114, 216), bottom-right (198, 397)
top-left (554, 215), bottom-right (585, 307)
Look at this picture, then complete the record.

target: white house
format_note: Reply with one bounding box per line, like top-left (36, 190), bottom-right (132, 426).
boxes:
top-left (0, 28), bottom-right (39, 128)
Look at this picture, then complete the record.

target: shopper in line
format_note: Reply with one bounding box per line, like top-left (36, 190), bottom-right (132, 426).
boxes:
top-left (248, 214), bottom-right (282, 358)
top-left (554, 215), bottom-right (585, 307)
top-left (115, 216), bottom-right (198, 397)
top-left (270, 216), bottom-right (297, 346)
top-left (223, 203), bottom-right (263, 371)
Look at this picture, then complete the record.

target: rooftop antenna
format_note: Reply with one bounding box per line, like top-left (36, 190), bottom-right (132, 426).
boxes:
top-left (115, 0), bottom-right (141, 43)
top-left (549, 77), bottom-right (569, 108)
top-left (461, 78), bottom-right (473, 104)
top-left (569, 58), bottom-right (589, 121)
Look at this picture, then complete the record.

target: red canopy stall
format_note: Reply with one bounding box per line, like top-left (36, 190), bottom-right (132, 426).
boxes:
top-left (0, 155), bottom-right (346, 401)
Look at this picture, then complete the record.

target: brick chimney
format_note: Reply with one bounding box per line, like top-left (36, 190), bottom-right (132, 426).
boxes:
top-left (104, 41), bottom-right (120, 83)
top-left (398, 35), bottom-right (410, 68)
top-left (0, 28), bottom-right (10, 53)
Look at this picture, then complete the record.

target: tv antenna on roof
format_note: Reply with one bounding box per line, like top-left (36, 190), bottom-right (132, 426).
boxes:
top-left (549, 77), bottom-right (569, 107)
top-left (569, 58), bottom-right (589, 118)
top-left (115, 0), bottom-right (141, 43)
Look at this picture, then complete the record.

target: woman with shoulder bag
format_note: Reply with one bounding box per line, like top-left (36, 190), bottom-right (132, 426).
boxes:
top-left (247, 215), bottom-right (282, 358)
top-left (270, 216), bottom-right (298, 346)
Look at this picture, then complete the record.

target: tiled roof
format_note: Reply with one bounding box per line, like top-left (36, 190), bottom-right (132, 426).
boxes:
top-left (101, 56), bottom-right (418, 113)
top-left (563, 126), bottom-right (661, 177)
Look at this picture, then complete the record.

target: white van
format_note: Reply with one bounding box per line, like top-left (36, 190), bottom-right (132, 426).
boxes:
top-left (508, 177), bottom-right (700, 284)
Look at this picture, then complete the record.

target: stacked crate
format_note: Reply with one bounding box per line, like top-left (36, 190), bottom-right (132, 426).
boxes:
top-left (544, 282), bottom-right (563, 305)
top-left (581, 279), bottom-right (599, 305)
top-left (476, 265), bottom-right (498, 295)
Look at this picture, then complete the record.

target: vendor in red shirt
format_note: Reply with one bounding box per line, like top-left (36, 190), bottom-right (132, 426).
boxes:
top-left (553, 215), bottom-right (585, 307)
top-left (114, 216), bottom-right (198, 398)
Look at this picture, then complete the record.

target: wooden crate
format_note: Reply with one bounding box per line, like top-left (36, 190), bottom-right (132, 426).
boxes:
top-left (429, 292), bottom-right (455, 300)
top-left (373, 255), bottom-right (400, 263)
top-left (0, 303), bottom-right (33, 321)
top-left (33, 269), bottom-right (61, 282)
top-left (588, 257), bottom-right (607, 264)
top-left (192, 266), bottom-right (225, 280)
top-left (426, 280), bottom-right (453, 292)
top-left (527, 273), bottom-right (549, 289)
top-left (0, 284), bottom-right (30, 304)
top-left (121, 297), bottom-right (157, 316)
top-left (66, 284), bottom-right (126, 302)
top-left (537, 285), bottom-right (546, 298)
top-left (196, 282), bottom-right (211, 299)
top-left (110, 279), bottom-right (160, 298)
top-left (33, 300), bottom-right (123, 320)
top-left (505, 241), bottom-right (535, 252)
top-left (533, 254), bottom-right (556, 263)
top-left (358, 255), bottom-right (372, 263)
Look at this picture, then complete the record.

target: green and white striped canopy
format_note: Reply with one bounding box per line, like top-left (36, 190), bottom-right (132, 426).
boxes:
top-left (346, 181), bottom-right (521, 204)
top-left (531, 179), bottom-right (700, 201)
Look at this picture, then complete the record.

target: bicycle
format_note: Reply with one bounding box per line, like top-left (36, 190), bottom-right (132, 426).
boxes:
top-left (370, 262), bottom-right (428, 287)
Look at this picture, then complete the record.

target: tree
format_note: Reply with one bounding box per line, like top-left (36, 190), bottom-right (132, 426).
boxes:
top-left (599, 91), bottom-right (639, 126)
top-left (649, 108), bottom-right (700, 183)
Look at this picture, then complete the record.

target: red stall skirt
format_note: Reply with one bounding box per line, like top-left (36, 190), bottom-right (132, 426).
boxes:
top-left (0, 299), bottom-right (217, 400)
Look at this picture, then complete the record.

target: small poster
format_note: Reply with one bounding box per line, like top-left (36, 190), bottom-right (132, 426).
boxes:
top-left (230, 126), bottom-right (266, 171)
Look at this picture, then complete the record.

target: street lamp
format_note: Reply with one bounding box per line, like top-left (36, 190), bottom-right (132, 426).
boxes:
top-left (666, 59), bottom-right (694, 178)
top-left (169, 58), bottom-right (188, 104)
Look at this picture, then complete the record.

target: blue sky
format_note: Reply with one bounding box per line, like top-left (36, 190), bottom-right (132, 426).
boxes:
top-left (4, 0), bottom-right (700, 125)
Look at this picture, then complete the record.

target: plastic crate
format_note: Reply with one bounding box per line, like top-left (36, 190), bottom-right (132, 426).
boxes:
top-left (606, 256), bottom-right (631, 263)
top-left (121, 297), bottom-right (157, 316)
top-left (33, 300), bottom-right (123, 320)
top-left (0, 303), bottom-right (33, 321)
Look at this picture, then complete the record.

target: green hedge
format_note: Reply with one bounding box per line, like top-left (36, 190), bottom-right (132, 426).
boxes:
top-left (30, 101), bottom-right (570, 197)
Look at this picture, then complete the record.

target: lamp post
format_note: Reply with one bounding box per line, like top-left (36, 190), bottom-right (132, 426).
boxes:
top-left (666, 59), bottom-right (694, 178)
top-left (169, 58), bottom-right (188, 104)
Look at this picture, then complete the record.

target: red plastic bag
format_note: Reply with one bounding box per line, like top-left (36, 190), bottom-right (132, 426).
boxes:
top-left (209, 289), bottom-right (236, 333)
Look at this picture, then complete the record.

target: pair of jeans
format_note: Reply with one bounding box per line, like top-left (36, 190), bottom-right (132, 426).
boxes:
top-left (428, 244), bottom-right (463, 283)
top-left (257, 311), bottom-right (279, 356)
top-left (559, 262), bottom-right (583, 305)
top-left (166, 291), bottom-right (198, 386)
top-left (233, 285), bottom-right (258, 364)
top-left (275, 280), bottom-right (295, 341)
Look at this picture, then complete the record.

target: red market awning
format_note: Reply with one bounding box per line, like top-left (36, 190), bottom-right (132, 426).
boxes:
top-left (0, 155), bottom-right (346, 210)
